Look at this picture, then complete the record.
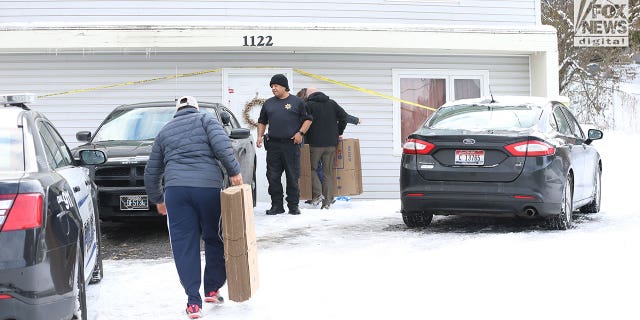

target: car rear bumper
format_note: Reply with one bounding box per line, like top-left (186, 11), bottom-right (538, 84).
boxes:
top-left (400, 163), bottom-right (565, 218)
top-left (0, 294), bottom-right (74, 320)
top-left (401, 191), bottom-right (561, 218)
top-left (0, 245), bottom-right (76, 320)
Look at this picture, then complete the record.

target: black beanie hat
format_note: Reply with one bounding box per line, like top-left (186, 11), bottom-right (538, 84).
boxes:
top-left (269, 74), bottom-right (290, 91)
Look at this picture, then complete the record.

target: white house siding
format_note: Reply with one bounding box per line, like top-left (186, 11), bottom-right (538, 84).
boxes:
top-left (0, 52), bottom-right (529, 198)
top-left (0, 0), bottom-right (539, 26)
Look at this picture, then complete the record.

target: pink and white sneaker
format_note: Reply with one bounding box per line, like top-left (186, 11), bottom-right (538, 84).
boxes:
top-left (204, 290), bottom-right (224, 304)
top-left (185, 304), bottom-right (201, 319)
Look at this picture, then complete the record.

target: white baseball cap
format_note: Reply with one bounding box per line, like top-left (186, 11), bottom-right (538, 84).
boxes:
top-left (176, 96), bottom-right (199, 110)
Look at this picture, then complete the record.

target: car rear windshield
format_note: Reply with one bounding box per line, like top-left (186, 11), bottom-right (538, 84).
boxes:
top-left (0, 127), bottom-right (24, 171)
top-left (424, 104), bottom-right (543, 130)
top-left (92, 107), bottom-right (177, 142)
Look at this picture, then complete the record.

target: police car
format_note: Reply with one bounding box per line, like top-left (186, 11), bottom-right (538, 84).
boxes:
top-left (0, 94), bottom-right (107, 320)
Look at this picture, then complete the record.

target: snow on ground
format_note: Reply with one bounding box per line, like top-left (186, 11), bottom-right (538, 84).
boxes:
top-left (87, 131), bottom-right (640, 320)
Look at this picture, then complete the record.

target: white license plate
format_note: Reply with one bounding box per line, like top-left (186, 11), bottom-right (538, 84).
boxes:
top-left (455, 150), bottom-right (485, 165)
top-left (120, 195), bottom-right (149, 210)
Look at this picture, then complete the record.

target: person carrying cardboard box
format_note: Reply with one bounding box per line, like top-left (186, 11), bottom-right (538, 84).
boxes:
top-left (304, 87), bottom-right (360, 209)
top-left (144, 96), bottom-right (243, 319)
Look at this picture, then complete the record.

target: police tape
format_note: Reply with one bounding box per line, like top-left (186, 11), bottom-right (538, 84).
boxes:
top-left (37, 68), bottom-right (222, 98)
top-left (293, 69), bottom-right (437, 111)
top-left (37, 67), bottom-right (437, 111)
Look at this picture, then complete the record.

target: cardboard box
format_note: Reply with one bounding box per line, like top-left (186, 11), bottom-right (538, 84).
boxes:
top-left (299, 144), bottom-right (312, 200)
top-left (334, 168), bottom-right (363, 196)
top-left (334, 138), bottom-right (361, 171)
top-left (220, 184), bottom-right (259, 302)
top-left (299, 138), bottom-right (363, 199)
top-left (333, 139), bottom-right (363, 196)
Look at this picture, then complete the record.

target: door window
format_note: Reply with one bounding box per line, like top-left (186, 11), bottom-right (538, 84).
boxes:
top-left (552, 106), bottom-right (573, 136)
top-left (392, 69), bottom-right (489, 155)
top-left (560, 107), bottom-right (585, 139)
top-left (43, 122), bottom-right (74, 165)
top-left (38, 121), bottom-right (71, 169)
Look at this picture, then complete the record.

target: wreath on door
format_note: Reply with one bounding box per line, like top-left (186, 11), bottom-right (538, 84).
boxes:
top-left (242, 97), bottom-right (265, 129)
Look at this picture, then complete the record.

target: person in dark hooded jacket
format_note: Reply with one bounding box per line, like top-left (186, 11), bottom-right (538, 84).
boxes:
top-left (304, 88), bottom-right (360, 209)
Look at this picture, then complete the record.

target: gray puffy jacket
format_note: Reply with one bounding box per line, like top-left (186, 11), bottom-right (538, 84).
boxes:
top-left (144, 108), bottom-right (241, 204)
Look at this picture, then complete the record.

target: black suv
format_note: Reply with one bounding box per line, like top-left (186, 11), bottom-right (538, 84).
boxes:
top-left (0, 93), bottom-right (107, 320)
top-left (72, 101), bottom-right (257, 221)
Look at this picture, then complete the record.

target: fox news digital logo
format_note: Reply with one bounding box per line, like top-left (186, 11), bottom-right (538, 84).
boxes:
top-left (574, 0), bottom-right (629, 47)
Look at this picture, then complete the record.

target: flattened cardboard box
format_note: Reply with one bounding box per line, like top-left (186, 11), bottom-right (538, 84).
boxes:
top-left (299, 144), bottom-right (312, 200)
top-left (221, 184), bottom-right (259, 302)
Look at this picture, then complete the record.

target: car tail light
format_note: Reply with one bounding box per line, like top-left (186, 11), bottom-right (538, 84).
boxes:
top-left (406, 193), bottom-right (425, 197)
top-left (504, 140), bottom-right (555, 157)
top-left (0, 193), bottom-right (43, 232)
top-left (0, 294), bottom-right (11, 300)
top-left (403, 139), bottom-right (436, 155)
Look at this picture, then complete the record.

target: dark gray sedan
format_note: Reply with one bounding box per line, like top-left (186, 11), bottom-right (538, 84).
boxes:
top-left (400, 96), bottom-right (603, 230)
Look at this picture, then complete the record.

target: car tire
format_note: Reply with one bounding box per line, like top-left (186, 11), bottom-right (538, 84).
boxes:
top-left (402, 211), bottom-right (433, 228)
top-left (72, 241), bottom-right (88, 320)
top-left (579, 167), bottom-right (601, 213)
top-left (90, 208), bottom-right (104, 284)
top-left (548, 175), bottom-right (574, 230)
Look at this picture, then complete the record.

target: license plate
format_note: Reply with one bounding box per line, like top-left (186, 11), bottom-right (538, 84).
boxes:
top-left (455, 150), bottom-right (485, 165)
top-left (120, 195), bottom-right (149, 210)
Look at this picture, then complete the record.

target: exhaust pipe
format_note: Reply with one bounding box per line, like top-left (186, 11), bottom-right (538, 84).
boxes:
top-left (524, 207), bottom-right (537, 217)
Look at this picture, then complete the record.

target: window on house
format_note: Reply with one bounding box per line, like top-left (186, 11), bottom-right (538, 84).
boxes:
top-left (392, 69), bottom-right (489, 155)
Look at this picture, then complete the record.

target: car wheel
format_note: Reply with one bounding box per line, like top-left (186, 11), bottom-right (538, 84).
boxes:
top-left (72, 241), bottom-right (88, 320)
top-left (90, 209), bottom-right (103, 284)
top-left (579, 168), bottom-right (601, 213)
top-left (402, 211), bottom-right (433, 228)
top-left (549, 175), bottom-right (573, 230)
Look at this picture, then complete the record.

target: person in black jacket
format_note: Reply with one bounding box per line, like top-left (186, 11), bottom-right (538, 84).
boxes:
top-left (257, 74), bottom-right (313, 215)
top-left (304, 87), bottom-right (360, 209)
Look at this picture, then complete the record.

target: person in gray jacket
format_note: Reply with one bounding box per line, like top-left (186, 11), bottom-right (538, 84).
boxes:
top-left (144, 96), bottom-right (242, 319)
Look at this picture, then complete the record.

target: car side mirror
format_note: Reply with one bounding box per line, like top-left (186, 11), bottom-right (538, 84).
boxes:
top-left (76, 131), bottom-right (92, 142)
top-left (79, 150), bottom-right (107, 165)
top-left (229, 128), bottom-right (250, 139)
top-left (585, 128), bottom-right (603, 144)
top-left (220, 111), bottom-right (231, 125)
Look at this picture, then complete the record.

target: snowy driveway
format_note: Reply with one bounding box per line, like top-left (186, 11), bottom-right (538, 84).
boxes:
top-left (87, 132), bottom-right (640, 320)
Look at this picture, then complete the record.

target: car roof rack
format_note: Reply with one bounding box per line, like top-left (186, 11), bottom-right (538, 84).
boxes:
top-left (1, 93), bottom-right (36, 110)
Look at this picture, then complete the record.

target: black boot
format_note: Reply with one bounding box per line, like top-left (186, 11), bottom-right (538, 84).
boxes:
top-left (288, 206), bottom-right (301, 215)
top-left (266, 206), bottom-right (285, 215)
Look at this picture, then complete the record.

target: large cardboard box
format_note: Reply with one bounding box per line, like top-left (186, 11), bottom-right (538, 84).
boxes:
top-left (299, 138), bottom-right (363, 199)
top-left (220, 184), bottom-right (259, 302)
top-left (333, 139), bottom-right (363, 196)
top-left (298, 144), bottom-right (312, 200)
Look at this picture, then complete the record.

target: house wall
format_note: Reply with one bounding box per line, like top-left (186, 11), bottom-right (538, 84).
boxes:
top-left (0, 0), bottom-right (540, 26)
top-left (0, 52), bottom-right (530, 198)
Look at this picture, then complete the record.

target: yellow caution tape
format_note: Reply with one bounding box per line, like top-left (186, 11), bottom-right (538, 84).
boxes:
top-left (293, 69), bottom-right (437, 111)
top-left (38, 68), bottom-right (221, 98)
top-left (37, 67), bottom-right (436, 111)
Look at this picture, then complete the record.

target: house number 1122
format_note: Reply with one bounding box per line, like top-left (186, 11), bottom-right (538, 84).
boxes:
top-left (243, 35), bottom-right (274, 47)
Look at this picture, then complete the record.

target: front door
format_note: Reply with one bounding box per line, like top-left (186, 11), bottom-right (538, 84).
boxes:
top-left (223, 69), bottom-right (293, 203)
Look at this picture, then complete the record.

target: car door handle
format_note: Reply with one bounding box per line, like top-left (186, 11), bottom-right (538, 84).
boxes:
top-left (73, 186), bottom-right (81, 193)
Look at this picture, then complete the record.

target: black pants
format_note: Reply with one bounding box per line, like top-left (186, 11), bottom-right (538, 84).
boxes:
top-left (265, 139), bottom-right (301, 209)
